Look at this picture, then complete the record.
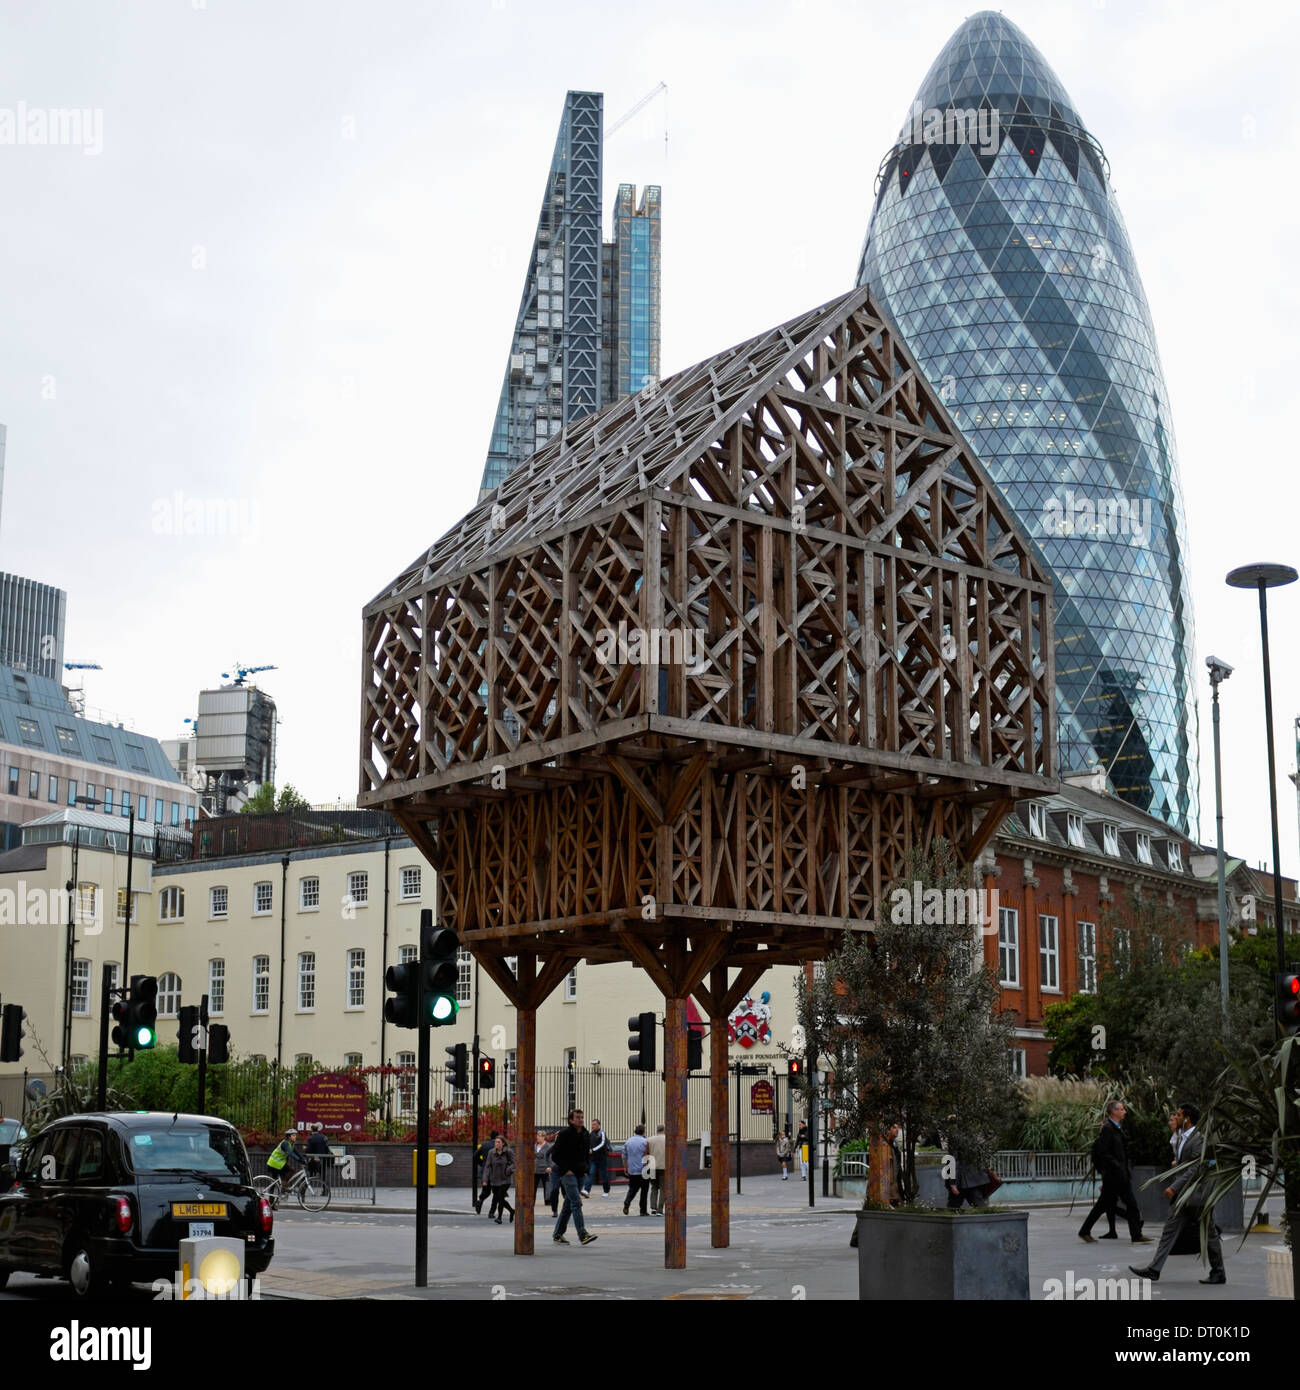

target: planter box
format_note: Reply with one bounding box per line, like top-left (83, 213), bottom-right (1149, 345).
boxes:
top-left (855, 1208), bottom-right (1029, 1300)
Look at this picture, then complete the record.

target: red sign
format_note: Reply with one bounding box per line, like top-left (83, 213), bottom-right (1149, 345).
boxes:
top-left (296, 1073), bottom-right (367, 1133)
top-left (750, 1080), bottom-right (775, 1115)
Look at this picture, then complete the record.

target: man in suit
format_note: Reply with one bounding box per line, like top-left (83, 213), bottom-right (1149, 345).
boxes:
top-left (1080, 1100), bottom-right (1149, 1243)
top-left (1131, 1102), bottom-right (1226, 1285)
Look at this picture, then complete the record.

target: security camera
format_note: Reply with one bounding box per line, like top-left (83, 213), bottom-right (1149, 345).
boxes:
top-left (589, 1059), bottom-right (600, 1066)
top-left (1205, 655), bottom-right (1234, 680)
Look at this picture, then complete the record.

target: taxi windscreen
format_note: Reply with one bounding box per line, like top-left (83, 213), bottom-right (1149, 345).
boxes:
top-left (125, 1125), bottom-right (247, 1178)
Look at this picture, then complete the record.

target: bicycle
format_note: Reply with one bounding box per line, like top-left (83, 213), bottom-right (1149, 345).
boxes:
top-left (253, 1162), bottom-right (331, 1212)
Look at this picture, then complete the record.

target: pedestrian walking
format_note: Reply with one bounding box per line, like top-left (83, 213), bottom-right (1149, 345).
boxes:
top-left (543, 1131), bottom-right (561, 1215)
top-left (583, 1119), bottom-right (611, 1196)
top-left (483, 1135), bottom-right (516, 1224)
top-left (1131, 1104), bottom-right (1226, 1285)
top-left (943, 1122), bottom-right (992, 1209)
top-left (795, 1122), bottom-right (810, 1180)
top-left (646, 1123), bottom-right (666, 1214)
top-left (305, 1123), bottom-right (331, 1179)
top-left (533, 1130), bottom-right (551, 1205)
top-left (1079, 1099), bottom-right (1149, 1244)
top-left (775, 1129), bottom-right (792, 1180)
top-left (622, 1124), bottom-right (649, 1215)
top-left (550, 1108), bottom-right (598, 1246)
top-left (474, 1130), bottom-right (499, 1214)
top-left (882, 1121), bottom-right (903, 1206)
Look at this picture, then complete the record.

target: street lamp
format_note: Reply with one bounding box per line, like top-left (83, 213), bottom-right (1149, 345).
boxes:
top-left (1205, 656), bottom-right (1233, 1016)
top-left (1226, 562), bottom-right (1298, 1032)
top-left (63, 793), bottom-right (100, 1070)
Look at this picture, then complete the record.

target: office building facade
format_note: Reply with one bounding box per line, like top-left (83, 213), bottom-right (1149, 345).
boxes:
top-left (602, 183), bottom-right (661, 401)
top-left (480, 92), bottom-right (661, 499)
top-left (0, 572), bottom-right (66, 681)
top-left (858, 11), bottom-right (1198, 836)
top-left (0, 666), bottom-right (198, 849)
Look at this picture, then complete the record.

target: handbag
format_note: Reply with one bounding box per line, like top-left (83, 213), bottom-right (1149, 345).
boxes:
top-left (984, 1169), bottom-right (1003, 1196)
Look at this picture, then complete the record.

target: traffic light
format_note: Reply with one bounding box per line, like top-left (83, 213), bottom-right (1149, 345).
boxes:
top-left (686, 1025), bottom-right (703, 1073)
top-left (478, 1055), bottom-right (496, 1089)
top-left (627, 1012), bottom-right (656, 1072)
top-left (177, 1005), bottom-right (200, 1063)
top-left (112, 976), bottom-right (158, 1054)
top-left (207, 1025), bottom-right (230, 1064)
top-left (445, 1042), bottom-right (468, 1091)
top-left (0, 1003), bottom-right (25, 1063)
top-left (384, 957), bottom-right (420, 1029)
top-left (422, 915), bottom-right (460, 1027)
top-left (385, 916), bottom-right (461, 1029)
top-left (788, 1058), bottom-right (805, 1081)
top-left (1279, 972), bottom-right (1300, 1035)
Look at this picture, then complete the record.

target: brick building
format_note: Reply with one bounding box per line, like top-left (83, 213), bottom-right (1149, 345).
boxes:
top-left (979, 770), bottom-right (1299, 1075)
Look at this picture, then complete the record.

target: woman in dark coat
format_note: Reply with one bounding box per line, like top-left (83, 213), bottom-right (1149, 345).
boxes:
top-left (483, 1135), bottom-right (516, 1224)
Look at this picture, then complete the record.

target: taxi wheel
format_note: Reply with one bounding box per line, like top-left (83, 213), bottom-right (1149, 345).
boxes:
top-left (66, 1238), bottom-right (109, 1298)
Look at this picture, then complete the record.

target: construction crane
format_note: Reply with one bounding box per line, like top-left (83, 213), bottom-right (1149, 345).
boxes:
top-left (62, 662), bottom-right (101, 717)
top-left (222, 663), bottom-right (276, 688)
top-left (605, 81), bottom-right (667, 147)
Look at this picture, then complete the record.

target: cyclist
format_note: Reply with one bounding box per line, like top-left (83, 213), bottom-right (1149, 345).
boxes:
top-left (267, 1128), bottom-right (307, 1180)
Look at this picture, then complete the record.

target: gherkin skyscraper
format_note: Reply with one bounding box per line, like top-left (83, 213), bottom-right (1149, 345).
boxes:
top-left (858, 11), bottom-right (1197, 835)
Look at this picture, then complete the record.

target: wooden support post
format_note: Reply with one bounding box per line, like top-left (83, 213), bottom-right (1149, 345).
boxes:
top-left (514, 1004), bottom-right (536, 1255)
top-left (665, 994), bottom-right (688, 1270)
top-left (709, 966), bottom-right (730, 1248)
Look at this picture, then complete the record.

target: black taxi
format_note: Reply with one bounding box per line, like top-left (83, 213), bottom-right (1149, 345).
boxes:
top-left (0, 1111), bottom-right (274, 1296)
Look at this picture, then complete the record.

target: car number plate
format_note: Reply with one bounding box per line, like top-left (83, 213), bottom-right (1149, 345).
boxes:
top-left (171, 1201), bottom-right (227, 1219)
top-left (188, 1222), bottom-right (215, 1238)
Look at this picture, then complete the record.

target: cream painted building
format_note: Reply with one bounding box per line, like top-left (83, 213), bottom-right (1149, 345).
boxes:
top-left (0, 812), bottom-right (801, 1120)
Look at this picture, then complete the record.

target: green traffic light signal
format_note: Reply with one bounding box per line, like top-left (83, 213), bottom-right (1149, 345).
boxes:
top-left (112, 977), bottom-right (158, 1055)
top-left (422, 919), bottom-right (460, 1029)
top-left (429, 993), bottom-right (457, 1024)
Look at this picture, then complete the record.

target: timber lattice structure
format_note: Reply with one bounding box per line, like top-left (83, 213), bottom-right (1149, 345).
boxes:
top-left (359, 283), bottom-right (1057, 1261)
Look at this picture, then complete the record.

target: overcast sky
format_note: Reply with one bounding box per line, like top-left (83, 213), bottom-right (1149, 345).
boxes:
top-left (0, 0), bottom-right (1296, 875)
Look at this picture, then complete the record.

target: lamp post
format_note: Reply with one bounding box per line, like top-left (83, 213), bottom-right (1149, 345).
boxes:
top-left (121, 801), bottom-right (136, 986)
top-left (1226, 562), bottom-right (1298, 1032)
top-left (1206, 656), bottom-right (1233, 1017)
top-left (63, 794), bottom-right (100, 1070)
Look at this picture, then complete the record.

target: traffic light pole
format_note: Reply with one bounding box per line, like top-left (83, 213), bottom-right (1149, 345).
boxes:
top-left (471, 954), bottom-right (481, 1210)
top-left (96, 964), bottom-right (113, 1110)
top-left (471, 1031), bottom-right (481, 1211)
top-left (197, 993), bottom-right (209, 1115)
top-left (415, 975), bottom-right (430, 1288)
top-left (806, 1039), bottom-right (816, 1209)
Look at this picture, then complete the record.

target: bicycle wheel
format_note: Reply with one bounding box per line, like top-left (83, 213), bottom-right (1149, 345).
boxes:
top-left (252, 1175), bottom-right (280, 1209)
top-left (298, 1175), bottom-right (331, 1212)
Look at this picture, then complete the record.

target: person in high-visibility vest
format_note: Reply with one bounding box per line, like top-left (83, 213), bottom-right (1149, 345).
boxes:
top-left (267, 1129), bottom-right (306, 1176)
